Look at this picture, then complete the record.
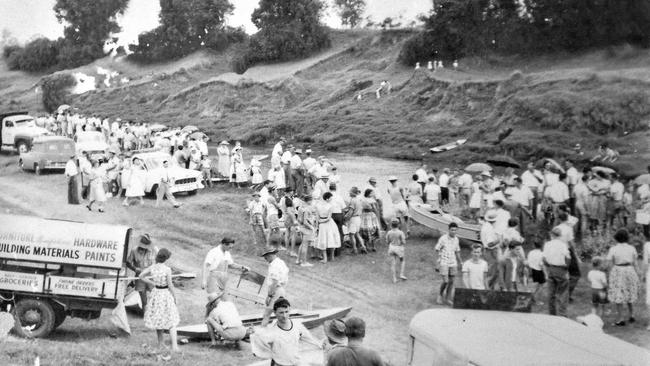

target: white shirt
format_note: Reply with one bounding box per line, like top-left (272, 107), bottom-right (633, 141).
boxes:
top-left (545, 181), bottom-right (570, 203)
top-left (281, 151), bottom-right (292, 165)
top-left (196, 140), bottom-right (209, 156)
top-left (438, 173), bottom-right (450, 188)
top-left (587, 270), bottom-right (607, 290)
top-left (506, 186), bottom-right (533, 207)
top-left (462, 259), bottom-right (488, 289)
top-left (458, 173), bottom-right (473, 189)
top-left (65, 160), bottom-right (78, 177)
top-left (566, 167), bottom-right (580, 185)
top-left (494, 208), bottom-right (511, 235)
top-left (415, 168), bottom-right (428, 183)
top-left (329, 173), bottom-right (341, 185)
top-left (542, 239), bottom-right (570, 267)
top-left (423, 183), bottom-right (441, 202)
top-left (521, 170), bottom-right (544, 189)
top-left (543, 171), bottom-right (559, 187)
top-left (272, 142), bottom-right (283, 158)
top-left (268, 257), bottom-right (289, 286)
top-left (256, 320), bottom-right (315, 366)
top-left (480, 222), bottom-right (498, 248)
top-left (554, 223), bottom-right (574, 244)
top-left (609, 181), bottom-right (624, 201)
top-left (268, 169), bottom-right (286, 189)
top-left (209, 300), bottom-right (243, 329)
top-left (330, 192), bottom-right (346, 214)
top-left (302, 157), bottom-right (317, 171)
top-left (289, 155), bottom-right (302, 170)
top-left (527, 249), bottom-right (544, 271)
top-left (204, 246), bottom-right (233, 272)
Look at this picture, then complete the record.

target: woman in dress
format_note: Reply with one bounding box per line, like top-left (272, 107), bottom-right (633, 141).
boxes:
top-left (119, 156), bottom-right (131, 197)
top-left (315, 192), bottom-right (341, 263)
top-left (86, 160), bottom-right (107, 212)
top-left (123, 157), bottom-right (146, 206)
top-left (360, 189), bottom-right (380, 252)
top-left (606, 229), bottom-right (641, 326)
top-left (233, 143), bottom-right (248, 187)
top-left (250, 158), bottom-right (263, 189)
top-left (216, 140), bottom-right (231, 178)
top-left (139, 248), bottom-right (180, 352)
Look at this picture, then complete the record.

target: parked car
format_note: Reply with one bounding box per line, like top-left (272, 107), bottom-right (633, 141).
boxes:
top-left (75, 130), bottom-right (109, 160)
top-left (1, 112), bottom-right (49, 153)
top-left (19, 136), bottom-right (75, 175)
top-left (133, 150), bottom-right (204, 195)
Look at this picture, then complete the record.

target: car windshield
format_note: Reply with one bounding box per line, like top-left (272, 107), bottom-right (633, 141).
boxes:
top-left (77, 132), bottom-right (106, 144)
top-left (14, 118), bottom-right (35, 126)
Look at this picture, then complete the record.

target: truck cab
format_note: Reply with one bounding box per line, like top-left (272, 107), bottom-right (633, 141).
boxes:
top-left (0, 214), bottom-right (131, 338)
top-left (0, 112), bottom-right (49, 153)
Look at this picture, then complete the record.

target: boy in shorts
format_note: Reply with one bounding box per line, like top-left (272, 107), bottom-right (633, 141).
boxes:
top-left (386, 219), bottom-right (407, 283)
top-left (587, 257), bottom-right (608, 317)
top-left (462, 244), bottom-right (489, 289)
top-left (526, 241), bottom-right (546, 305)
top-left (435, 222), bottom-right (462, 305)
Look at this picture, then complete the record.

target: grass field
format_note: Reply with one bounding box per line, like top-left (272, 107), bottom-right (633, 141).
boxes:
top-left (0, 150), bottom-right (648, 365)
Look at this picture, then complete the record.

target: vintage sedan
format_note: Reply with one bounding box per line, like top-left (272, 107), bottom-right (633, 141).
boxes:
top-left (19, 136), bottom-right (75, 174)
top-left (133, 150), bottom-right (204, 195)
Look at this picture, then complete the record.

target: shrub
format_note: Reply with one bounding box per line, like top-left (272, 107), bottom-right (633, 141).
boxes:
top-left (41, 73), bottom-right (76, 113)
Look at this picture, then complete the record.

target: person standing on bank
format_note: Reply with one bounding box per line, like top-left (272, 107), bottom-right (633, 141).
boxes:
top-left (156, 159), bottom-right (182, 208)
top-left (126, 233), bottom-right (158, 313)
top-left (65, 154), bottom-right (80, 204)
top-left (86, 160), bottom-right (107, 212)
top-left (261, 247), bottom-right (289, 326)
top-left (435, 222), bottom-right (462, 304)
top-left (543, 227), bottom-right (571, 317)
top-left (139, 248), bottom-right (180, 353)
top-left (606, 229), bottom-right (641, 326)
top-left (201, 237), bottom-right (249, 294)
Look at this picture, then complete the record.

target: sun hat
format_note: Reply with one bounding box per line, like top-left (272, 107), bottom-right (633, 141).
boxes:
top-left (260, 247), bottom-right (279, 257)
top-left (324, 319), bottom-right (347, 344)
top-left (138, 233), bottom-right (152, 249)
top-left (349, 187), bottom-right (360, 195)
top-left (481, 171), bottom-right (492, 177)
top-left (295, 149), bottom-right (302, 154)
top-left (320, 173), bottom-right (330, 179)
top-left (305, 149), bottom-right (312, 153)
top-left (388, 175), bottom-right (398, 181)
top-left (220, 140), bottom-right (229, 145)
top-left (368, 177), bottom-right (377, 183)
top-left (484, 211), bottom-right (498, 222)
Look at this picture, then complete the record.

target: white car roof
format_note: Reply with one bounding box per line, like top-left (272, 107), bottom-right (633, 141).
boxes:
top-left (4, 115), bottom-right (34, 122)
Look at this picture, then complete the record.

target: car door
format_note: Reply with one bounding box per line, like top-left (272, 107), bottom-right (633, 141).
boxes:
top-left (2, 120), bottom-right (14, 145)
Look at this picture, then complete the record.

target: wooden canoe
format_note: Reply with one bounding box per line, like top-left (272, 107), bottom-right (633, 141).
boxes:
top-left (430, 139), bottom-right (467, 153)
top-left (175, 306), bottom-right (352, 340)
top-left (409, 203), bottom-right (481, 242)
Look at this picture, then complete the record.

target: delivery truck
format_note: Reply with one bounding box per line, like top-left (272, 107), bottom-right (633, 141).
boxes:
top-left (0, 111), bottom-right (49, 154)
top-left (0, 214), bottom-right (131, 338)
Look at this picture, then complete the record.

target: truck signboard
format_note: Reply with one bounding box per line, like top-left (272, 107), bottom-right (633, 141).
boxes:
top-left (0, 214), bottom-right (129, 269)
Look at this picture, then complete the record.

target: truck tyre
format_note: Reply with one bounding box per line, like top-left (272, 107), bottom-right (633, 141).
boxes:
top-left (34, 163), bottom-right (42, 175)
top-left (53, 306), bottom-right (67, 329)
top-left (13, 299), bottom-right (56, 338)
top-left (16, 140), bottom-right (29, 154)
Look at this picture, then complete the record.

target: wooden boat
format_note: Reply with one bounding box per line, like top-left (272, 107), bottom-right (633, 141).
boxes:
top-left (175, 306), bottom-right (352, 340)
top-left (430, 139), bottom-right (467, 153)
top-left (409, 203), bottom-right (481, 242)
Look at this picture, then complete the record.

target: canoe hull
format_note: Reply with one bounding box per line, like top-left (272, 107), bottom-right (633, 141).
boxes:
top-left (409, 204), bottom-right (481, 242)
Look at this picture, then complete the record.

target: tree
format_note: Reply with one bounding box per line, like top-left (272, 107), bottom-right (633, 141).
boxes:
top-left (248, 0), bottom-right (331, 62)
top-left (53, 0), bottom-right (129, 57)
top-left (333, 0), bottom-right (366, 28)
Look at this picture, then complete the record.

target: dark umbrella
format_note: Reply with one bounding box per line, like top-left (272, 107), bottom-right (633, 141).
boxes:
top-left (487, 155), bottom-right (521, 169)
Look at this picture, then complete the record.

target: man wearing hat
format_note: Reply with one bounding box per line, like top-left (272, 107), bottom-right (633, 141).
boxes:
top-left (205, 292), bottom-right (247, 346)
top-left (327, 317), bottom-right (385, 366)
top-left (388, 176), bottom-right (409, 236)
top-left (126, 233), bottom-right (159, 312)
top-left (312, 173), bottom-right (329, 200)
top-left (480, 211), bottom-right (502, 290)
top-left (65, 154), bottom-right (81, 204)
top-left (289, 149), bottom-right (304, 195)
top-left (323, 319), bottom-right (347, 360)
top-left (543, 227), bottom-right (571, 317)
top-left (302, 149), bottom-right (317, 189)
top-left (202, 237), bottom-right (249, 294)
top-left (347, 187), bottom-right (367, 254)
top-left (281, 146), bottom-right (294, 188)
top-left (261, 247), bottom-right (289, 326)
top-left (105, 149), bottom-right (121, 196)
top-left (247, 192), bottom-right (268, 247)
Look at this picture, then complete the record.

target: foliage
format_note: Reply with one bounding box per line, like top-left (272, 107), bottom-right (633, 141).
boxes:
top-left (41, 73), bottom-right (76, 113)
top-left (399, 0), bottom-right (650, 65)
top-left (333, 0), bottom-right (366, 28)
top-left (128, 0), bottom-right (243, 63)
top-left (243, 0), bottom-right (330, 69)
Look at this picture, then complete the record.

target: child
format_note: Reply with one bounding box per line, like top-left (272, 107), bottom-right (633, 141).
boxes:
top-left (587, 257), bottom-right (608, 317)
top-left (386, 218), bottom-right (407, 283)
top-left (250, 159), bottom-right (263, 190)
top-left (462, 244), bottom-right (488, 290)
top-left (526, 241), bottom-right (546, 305)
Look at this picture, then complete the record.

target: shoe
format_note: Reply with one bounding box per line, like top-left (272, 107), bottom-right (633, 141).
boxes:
top-left (614, 320), bottom-right (626, 326)
top-left (300, 263), bottom-right (313, 267)
top-left (319, 259), bottom-right (327, 264)
top-left (98, 209), bottom-right (104, 213)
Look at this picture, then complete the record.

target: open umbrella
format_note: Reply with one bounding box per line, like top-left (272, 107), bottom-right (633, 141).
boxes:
top-left (188, 131), bottom-right (207, 140)
top-left (149, 123), bottom-right (168, 132)
top-left (486, 155), bottom-right (520, 169)
top-left (592, 166), bottom-right (616, 175)
top-left (56, 104), bottom-right (71, 114)
top-left (465, 162), bottom-right (492, 173)
top-left (536, 158), bottom-right (565, 173)
top-left (633, 173), bottom-right (650, 185)
top-left (181, 125), bottom-right (199, 133)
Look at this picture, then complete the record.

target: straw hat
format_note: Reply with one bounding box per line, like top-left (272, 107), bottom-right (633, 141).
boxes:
top-left (324, 319), bottom-right (347, 344)
top-left (220, 140), bottom-right (229, 145)
top-left (388, 176), bottom-right (398, 181)
top-left (137, 233), bottom-right (152, 249)
top-left (260, 247), bottom-right (279, 257)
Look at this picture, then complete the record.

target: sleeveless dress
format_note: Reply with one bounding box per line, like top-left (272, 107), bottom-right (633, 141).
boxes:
top-left (88, 169), bottom-right (106, 202)
top-left (144, 263), bottom-right (180, 330)
top-left (315, 202), bottom-right (341, 250)
top-left (126, 166), bottom-right (146, 197)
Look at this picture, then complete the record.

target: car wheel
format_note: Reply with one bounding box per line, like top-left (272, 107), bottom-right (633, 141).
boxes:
top-left (13, 299), bottom-right (56, 338)
top-left (188, 190), bottom-right (197, 196)
top-left (17, 141), bottom-right (29, 154)
top-left (34, 164), bottom-right (42, 175)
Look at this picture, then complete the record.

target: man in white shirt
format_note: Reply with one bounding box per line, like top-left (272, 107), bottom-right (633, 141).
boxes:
top-left (493, 200), bottom-right (511, 235)
top-left (201, 237), bottom-right (249, 294)
top-left (312, 174), bottom-right (329, 200)
top-left (423, 176), bottom-right (441, 207)
top-left (302, 149), bottom-right (317, 189)
top-left (462, 244), bottom-right (489, 290)
top-left (281, 146), bottom-right (293, 189)
top-left (438, 168), bottom-right (450, 204)
top-left (545, 174), bottom-right (570, 223)
top-left (608, 174), bottom-right (625, 227)
top-left (565, 160), bottom-right (580, 213)
top-left (415, 163), bottom-right (428, 191)
top-left (457, 168), bottom-right (473, 206)
top-left (435, 223), bottom-right (462, 304)
top-left (543, 227), bottom-right (571, 317)
top-left (271, 138), bottom-right (285, 169)
top-left (328, 166), bottom-right (341, 186)
top-left (156, 159), bottom-right (182, 208)
top-left (261, 248), bottom-right (289, 326)
top-left (268, 166), bottom-right (287, 193)
top-left (289, 149), bottom-right (304, 196)
top-left (481, 211), bottom-right (501, 289)
top-left (65, 155), bottom-right (80, 204)
top-left (506, 177), bottom-right (533, 208)
top-left (206, 292), bottom-right (247, 344)
top-left (521, 163), bottom-right (544, 220)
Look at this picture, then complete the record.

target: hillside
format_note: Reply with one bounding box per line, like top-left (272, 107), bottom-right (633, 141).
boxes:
top-left (1, 29), bottom-right (649, 173)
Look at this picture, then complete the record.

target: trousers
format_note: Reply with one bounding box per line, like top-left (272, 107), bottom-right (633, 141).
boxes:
top-left (547, 266), bottom-right (569, 317)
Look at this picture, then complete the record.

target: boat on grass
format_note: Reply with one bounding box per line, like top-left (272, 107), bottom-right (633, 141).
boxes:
top-left (175, 306), bottom-right (352, 340)
top-left (409, 203), bottom-right (481, 242)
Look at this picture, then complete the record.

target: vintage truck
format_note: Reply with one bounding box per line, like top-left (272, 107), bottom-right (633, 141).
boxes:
top-left (0, 214), bottom-right (132, 338)
top-left (0, 112), bottom-right (49, 153)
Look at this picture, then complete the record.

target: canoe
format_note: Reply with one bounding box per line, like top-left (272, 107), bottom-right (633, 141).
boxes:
top-left (409, 203), bottom-right (481, 242)
top-left (175, 306), bottom-right (352, 340)
top-left (430, 139), bottom-right (467, 153)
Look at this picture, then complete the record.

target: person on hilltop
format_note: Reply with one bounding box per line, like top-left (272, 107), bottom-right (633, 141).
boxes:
top-left (139, 248), bottom-right (180, 353)
top-left (201, 237), bottom-right (249, 295)
top-left (126, 233), bottom-right (159, 313)
top-left (261, 247), bottom-right (290, 326)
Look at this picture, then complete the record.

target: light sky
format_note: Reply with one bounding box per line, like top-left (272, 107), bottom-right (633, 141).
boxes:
top-left (0, 0), bottom-right (432, 48)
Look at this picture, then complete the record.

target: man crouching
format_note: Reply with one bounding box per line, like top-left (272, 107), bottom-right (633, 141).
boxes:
top-left (206, 292), bottom-right (247, 347)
